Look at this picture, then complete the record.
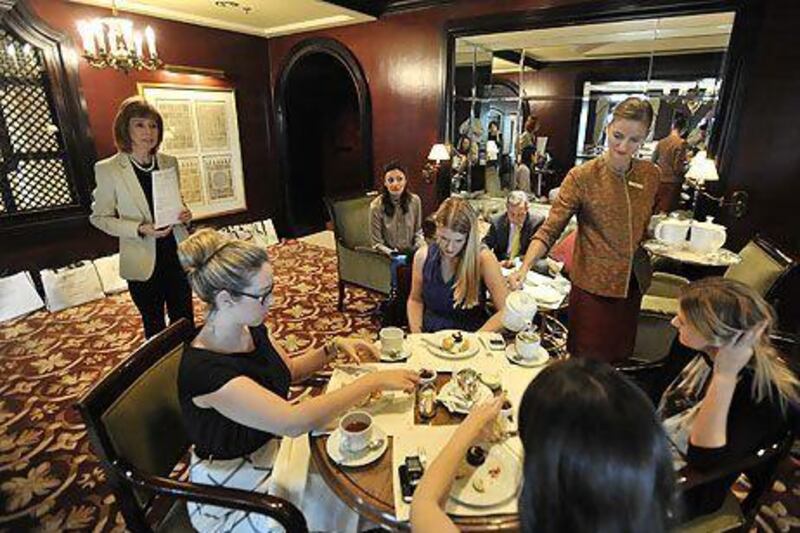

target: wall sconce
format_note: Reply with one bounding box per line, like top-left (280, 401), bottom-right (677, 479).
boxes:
top-left (685, 151), bottom-right (748, 218)
top-left (423, 143), bottom-right (450, 184)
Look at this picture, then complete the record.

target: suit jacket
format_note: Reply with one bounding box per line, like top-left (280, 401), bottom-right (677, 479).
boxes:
top-left (483, 211), bottom-right (543, 261)
top-left (90, 152), bottom-right (189, 281)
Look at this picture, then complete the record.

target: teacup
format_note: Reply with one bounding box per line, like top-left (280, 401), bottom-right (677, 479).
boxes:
top-left (379, 327), bottom-right (404, 355)
top-left (515, 330), bottom-right (542, 361)
top-left (418, 368), bottom-right (437, 386)
top-left (339, 411), bottom-right (373, 453)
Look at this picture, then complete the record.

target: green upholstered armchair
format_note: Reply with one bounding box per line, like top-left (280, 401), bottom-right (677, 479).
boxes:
top-left (76, 319), bottom-right (307, 533)
top-left (642, 235), bottom-right (797, 316)
top-left (325, 192), bottom-right (392, 311)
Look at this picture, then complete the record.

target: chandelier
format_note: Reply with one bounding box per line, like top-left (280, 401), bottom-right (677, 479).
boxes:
top-left (76, 0), bottom-right (162, 72)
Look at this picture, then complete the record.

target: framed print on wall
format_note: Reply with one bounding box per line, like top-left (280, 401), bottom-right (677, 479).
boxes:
top-left (139, 84), bottom-right (246, 219)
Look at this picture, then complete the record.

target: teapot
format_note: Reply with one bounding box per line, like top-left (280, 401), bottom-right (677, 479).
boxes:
top-left (654, 217), bottom-right (691, 246)
top-left (503, 290), bottom-right (538, 332)
top-left (689, 217), bottom-right (726, 254)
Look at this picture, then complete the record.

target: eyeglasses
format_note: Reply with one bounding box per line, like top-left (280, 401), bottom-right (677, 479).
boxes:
top-left (230, 287), bottom-right (273, 305)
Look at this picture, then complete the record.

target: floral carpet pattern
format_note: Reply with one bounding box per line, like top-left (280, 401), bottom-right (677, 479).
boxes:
top-left (0, 241), bottom-right (381, 532)
top-left (0, 240), bottom-right (797, 532)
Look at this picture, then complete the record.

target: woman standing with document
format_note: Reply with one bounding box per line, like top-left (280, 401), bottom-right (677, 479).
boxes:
top-left (90, 96), bottom-right (194, 338)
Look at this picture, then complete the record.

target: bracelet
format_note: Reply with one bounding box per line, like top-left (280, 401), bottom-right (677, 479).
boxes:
top-left (324, 338), bottom-right (339, 360)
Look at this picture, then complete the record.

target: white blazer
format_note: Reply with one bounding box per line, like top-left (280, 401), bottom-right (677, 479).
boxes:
top-left (90, 152), bottom-right (189, 281)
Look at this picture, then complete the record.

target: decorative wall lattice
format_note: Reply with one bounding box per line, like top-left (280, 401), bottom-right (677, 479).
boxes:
top-left (0, 27), bottom-right (76, 216)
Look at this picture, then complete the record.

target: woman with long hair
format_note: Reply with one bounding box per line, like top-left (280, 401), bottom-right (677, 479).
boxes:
top-left (176, 228), bottom-right (419, 531)
top-left (510, 97), bottom-right (660, 362)
top-left (90, 96), bottom-right (194, 338)
top-left (407, 197), bottom-right (508, 332)
top-left (660, 277), bottom-right (799, 518)
top-left (411, 358), bottom-right (679, 532)
top-left (369, 161), bottom-right (424, 257)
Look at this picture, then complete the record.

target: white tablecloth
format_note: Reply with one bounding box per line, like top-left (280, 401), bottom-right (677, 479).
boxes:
top-left (318, 334), bottom-right (548, 524)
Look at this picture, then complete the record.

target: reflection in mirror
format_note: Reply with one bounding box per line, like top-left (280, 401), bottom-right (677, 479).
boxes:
top-left (451, 11), bottom-right (733, 213)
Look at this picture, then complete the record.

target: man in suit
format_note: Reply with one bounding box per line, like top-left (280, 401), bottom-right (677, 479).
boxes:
top-left (483, 191), bottom-right (544, 267)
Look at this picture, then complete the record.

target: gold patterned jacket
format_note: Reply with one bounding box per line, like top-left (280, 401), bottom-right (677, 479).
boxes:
top-left (533, 156), bottom-right (660, 298)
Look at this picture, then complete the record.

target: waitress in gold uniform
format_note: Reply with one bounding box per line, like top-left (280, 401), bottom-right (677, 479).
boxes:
top-left (510, 98), bottom-right (659, 362)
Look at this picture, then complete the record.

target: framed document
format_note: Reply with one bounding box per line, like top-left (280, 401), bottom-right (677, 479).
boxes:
top-left (139, 84), bottom-right (246, 219)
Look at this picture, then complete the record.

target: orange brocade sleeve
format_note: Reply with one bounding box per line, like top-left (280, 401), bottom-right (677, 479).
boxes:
top-left (532, 168), bottom-right (582, 251)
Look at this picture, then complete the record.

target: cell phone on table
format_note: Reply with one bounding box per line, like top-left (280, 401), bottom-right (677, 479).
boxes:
top-left (399, 456), bottom-right (425, 502)
top-left (487, 334), bottom-right (506, 350)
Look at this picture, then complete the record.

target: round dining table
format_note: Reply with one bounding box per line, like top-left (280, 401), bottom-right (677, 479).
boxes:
top-left (309, 371), bottom-right (520, 531)
top-left (307, 318), bottom-right (568, 531)
top-left (643, 239), bottom-right (741, 267)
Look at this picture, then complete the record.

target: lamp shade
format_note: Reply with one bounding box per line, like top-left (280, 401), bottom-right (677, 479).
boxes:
top-left (428, 143), bottom-right (450, 162)
top-left (686, 150), bottom-right (719, 183)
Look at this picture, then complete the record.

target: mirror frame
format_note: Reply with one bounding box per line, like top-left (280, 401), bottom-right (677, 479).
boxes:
top-left (441, 0), bottom-right (750, 186)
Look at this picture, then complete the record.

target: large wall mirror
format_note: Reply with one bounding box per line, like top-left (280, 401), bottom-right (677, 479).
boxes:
top-left (448, 10), bottom-right (734, 201)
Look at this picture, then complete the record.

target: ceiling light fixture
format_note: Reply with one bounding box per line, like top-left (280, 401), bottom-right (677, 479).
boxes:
top-left (76, 0), bottom-right (162, 72)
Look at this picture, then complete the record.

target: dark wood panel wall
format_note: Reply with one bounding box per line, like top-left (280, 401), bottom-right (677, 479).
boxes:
top-left (1, 0), bottom-right (274, 272)
top-left (267, 0), bottom-right (798, 255)
top-left (4, 0), bottom-right (798, 274)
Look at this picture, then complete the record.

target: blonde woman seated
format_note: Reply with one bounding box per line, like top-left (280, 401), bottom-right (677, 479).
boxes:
top-left (407, 197), bottom-right (508, 333)
top-left (176, 229), bottom-right (419, 532)
top-left (660, 277), bottom-right (799, 519)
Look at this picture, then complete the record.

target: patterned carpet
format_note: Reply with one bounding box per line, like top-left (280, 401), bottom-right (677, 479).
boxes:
top-left (0, 240), bottom-right (797, 531)
top-left (0, 240), bottom-right (381, 532)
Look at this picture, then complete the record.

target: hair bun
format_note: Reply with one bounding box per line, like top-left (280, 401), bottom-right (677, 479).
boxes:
top-left (177, 228), bottom-right (229, 275)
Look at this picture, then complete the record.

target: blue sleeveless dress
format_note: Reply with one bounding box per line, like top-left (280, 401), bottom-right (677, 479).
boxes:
top-left (422, 243), bottom-right (487, 332)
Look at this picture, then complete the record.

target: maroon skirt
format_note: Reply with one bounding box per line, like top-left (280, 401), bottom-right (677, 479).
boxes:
top-left (567, 282), bottom-right (642, 363)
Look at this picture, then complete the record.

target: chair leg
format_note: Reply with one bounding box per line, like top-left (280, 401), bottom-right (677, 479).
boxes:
top-left (338, 281), bottom-right (345, 312)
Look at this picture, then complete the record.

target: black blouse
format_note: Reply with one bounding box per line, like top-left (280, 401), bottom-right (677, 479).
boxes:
top-left (178, 324), bottom-right (292, 460)
top-left (682, 367), bottom-right (789, 519)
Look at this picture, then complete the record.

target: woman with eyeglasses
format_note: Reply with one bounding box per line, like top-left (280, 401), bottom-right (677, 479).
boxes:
top-left (509, 97), bottom-right (660, 362)
top-left (407, 197), bottom-right (508, 333)
top-left (176, 228), bottom-right (419, 531)
top-left (659, 277), bottom-right (799, 519)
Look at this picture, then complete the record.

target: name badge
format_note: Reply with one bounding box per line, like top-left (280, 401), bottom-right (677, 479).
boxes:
top-left (627, 180), bottom-right (644, 190)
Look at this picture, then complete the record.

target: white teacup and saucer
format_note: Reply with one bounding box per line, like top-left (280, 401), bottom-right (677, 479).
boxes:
top-left (326, 411), bottom-right (388, 467)
top-left (505, 330), bottom-right (549, 367)
top-left (376, 326), bottom-right (411, 362)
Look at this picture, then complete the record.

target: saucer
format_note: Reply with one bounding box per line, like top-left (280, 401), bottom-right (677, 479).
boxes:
top-left (437, 379), bottom-right (494, 415)
top-left (326, 426), bottom-right (388, 467)
top-left (375, 340), bottom-right (412, 362)
top-left (505, 344), bottom-right (549, 367)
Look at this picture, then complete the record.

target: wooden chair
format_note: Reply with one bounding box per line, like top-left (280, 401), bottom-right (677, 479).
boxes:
top-left (76, 319), bottom-right (308, 532)
top-left (677, 428), bottom-right (795, 532)
top-left (324, 192), bottom-right (392, 311)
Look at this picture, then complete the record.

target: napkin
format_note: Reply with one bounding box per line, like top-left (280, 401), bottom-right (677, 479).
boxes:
top-left (269, 435), bottom-right (364, 531)
top-left (325, 365), bottom-right (415, 435)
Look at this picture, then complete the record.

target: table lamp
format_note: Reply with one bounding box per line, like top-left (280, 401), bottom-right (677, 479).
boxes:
top-left (423, 143), bottom-right (450, 186)
top-left (685, 151), bottom-right (748, 218)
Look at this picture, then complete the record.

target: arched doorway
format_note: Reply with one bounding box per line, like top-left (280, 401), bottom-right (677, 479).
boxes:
top-left (275, 39), bottom-right (373, 237)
